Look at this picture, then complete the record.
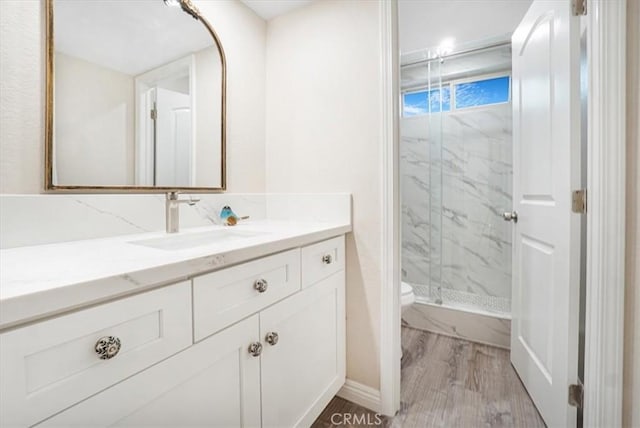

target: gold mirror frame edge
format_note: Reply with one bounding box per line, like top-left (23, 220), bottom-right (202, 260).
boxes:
top-left (44, 0), bottom-right (227, 193)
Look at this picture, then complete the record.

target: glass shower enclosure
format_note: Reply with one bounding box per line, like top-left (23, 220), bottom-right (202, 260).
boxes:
top-left (400, 41), bottom-right (513, 316)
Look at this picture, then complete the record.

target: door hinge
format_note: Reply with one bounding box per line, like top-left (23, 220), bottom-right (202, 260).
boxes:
top-left (572, 189), bottom-right (587, 213)
top-left (572, 0), bottom-right (587, 16)
top-left (150, 108), bottom-right (157, 120)
top-left (568, 383), bottom-right (584, 409)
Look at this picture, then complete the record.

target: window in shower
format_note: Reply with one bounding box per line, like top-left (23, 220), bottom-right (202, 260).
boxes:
top-left (454, 75), bottom-right (510, 109)
top-left (402, 74), bottom-right (510, 116)
top-left (402, 87), bottom-right (451, 116)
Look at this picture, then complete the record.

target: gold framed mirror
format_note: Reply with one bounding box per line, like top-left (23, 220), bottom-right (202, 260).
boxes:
top-left (45, 0), bottom-right (226, 192)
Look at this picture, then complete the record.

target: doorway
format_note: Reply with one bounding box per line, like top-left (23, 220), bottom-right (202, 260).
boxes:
top-left (394, 1), bottom-right (589, 426)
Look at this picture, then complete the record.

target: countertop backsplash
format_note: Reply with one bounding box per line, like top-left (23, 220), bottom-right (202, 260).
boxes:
top-left (0, 193), bottom-right (351, 249)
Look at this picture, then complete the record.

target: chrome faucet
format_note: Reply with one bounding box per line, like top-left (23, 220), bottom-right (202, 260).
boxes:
top-left (165, 192), bottom-right (200, 233)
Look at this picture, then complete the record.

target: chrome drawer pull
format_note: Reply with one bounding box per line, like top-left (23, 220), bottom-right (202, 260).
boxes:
top-left (265, 332), bottom-right (279, 346)
top-left (254, 279), bottom-right (268, 293)
top-left (248, 342), bottom-right (263, 357)
top-left (322, 254), bottom-right (333, 265)
top-left (95, 336), bottom-right (121, 360)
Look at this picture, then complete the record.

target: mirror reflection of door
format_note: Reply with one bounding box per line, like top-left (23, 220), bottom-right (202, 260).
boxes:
top-left (156, 87), bottom-right (192, 187)
top-left (135, 57), bottom-right (194, 187)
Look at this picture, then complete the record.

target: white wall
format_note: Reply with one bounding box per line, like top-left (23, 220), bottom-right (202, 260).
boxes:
top-left (0, 0), bottom-right (267, 193)
top-left (398, 0), bottom-right (532, 53)
top-left (55, 52), bottom-right (134, 186)
top-left (197, 0), bottom-right (266, 192)
top-left (0, 0), bottom-right (42, 193)
top-left (623, 0), bottom-right (639, 426)
top-left (265, 0), bottom-right (383, 390)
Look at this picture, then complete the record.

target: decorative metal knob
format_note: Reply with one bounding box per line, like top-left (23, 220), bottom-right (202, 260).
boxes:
top-left (502, 211), bottom-right (518, 223)
top-left (265, 332), bottom-right (279, 346)
top-left (322, 254), bottom-right (333, 265)
top-left (248, 342), bottom-right (263, 357)
top-left (95, 336), bottom-right (121, 360)
top-left (254, 279), bottom-right (268, 293)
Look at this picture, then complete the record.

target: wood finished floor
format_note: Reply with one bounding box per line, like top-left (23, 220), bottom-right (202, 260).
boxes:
top-left (312, 327), bottom-right (546, 428)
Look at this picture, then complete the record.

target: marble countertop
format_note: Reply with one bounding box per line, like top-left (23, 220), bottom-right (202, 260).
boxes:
top-left (0, 220), bottom-right (351, 330)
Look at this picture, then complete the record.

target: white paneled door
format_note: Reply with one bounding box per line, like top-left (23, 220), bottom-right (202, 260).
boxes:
top-left (155, 87), bottom-right (192, 187)
top-left (510, 1), bottom-right (581, 427)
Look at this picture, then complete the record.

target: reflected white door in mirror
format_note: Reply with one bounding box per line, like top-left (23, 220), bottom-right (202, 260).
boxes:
top-left (47, 0), bottom-right (226, 191)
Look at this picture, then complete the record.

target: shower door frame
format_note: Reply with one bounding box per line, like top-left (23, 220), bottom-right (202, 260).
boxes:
top-left (378, 0), bottom-right (627, 424)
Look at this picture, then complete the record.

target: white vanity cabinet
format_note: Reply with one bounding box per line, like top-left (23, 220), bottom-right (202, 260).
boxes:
top-left (1, 235), bottom-right (346, 428)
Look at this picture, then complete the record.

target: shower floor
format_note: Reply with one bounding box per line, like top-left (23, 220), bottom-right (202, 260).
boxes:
top-left (409, 282), bottom-right (511, 317)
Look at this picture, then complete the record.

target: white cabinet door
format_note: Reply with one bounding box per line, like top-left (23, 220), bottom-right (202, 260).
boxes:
top-left (38, 315), bottom-right (262, 428)
top-left (260, 270), bottom-right (346, 428)
top-left (510, 1), bottom-right (581, 427)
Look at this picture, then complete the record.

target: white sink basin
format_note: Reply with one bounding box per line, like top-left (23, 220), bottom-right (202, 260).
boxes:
top-left (129, 229), bottom-right (266, 251)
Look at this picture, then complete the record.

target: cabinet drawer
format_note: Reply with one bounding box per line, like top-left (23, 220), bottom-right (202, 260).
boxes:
top-left (0, 282), bottom-right (192, 428)
top-left (301, 235), bottom-right (345, 288)
top-left (193, 248), bottom-right (300, 342)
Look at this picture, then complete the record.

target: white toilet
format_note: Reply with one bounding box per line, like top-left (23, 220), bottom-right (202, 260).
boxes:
top-left (401, 281), bottom-right (415, 316)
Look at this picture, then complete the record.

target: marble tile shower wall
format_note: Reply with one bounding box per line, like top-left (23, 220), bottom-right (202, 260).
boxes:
top-left (401, 103), bottom-right (513, 314)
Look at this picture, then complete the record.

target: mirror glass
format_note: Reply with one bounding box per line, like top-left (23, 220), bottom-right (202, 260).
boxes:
top-left (49, 0), bottom-right (225, 190)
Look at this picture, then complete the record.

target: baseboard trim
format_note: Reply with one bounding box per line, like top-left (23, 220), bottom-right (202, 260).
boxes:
top-left (337, 379), bottom-right (383, 414)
